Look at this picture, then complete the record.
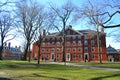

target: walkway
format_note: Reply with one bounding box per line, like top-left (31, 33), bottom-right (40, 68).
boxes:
top-left (49, 62), bottom-right (120, 72)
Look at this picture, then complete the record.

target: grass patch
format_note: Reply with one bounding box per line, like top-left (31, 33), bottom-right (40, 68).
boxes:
top-left (70, 62), bottom-right (120, 69)
top-left (0, 60), bottom-right (120, 80)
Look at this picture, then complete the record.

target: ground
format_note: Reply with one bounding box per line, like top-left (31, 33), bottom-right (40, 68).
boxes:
top-left (0, 60), bottom-right (120, 80)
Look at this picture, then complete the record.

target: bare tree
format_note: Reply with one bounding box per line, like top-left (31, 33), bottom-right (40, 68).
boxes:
top-left (32, 9), bottom-right (49, 64)
top-left (79, 0), bottom-right (110, 63)
top-left (0, 13), bottom-right (15, 60)
top-left (49, 1), bottom-right (77, 65)
top-left (15, 1), bottom-right (44, 60)
top-left (102, 0), bottom-right (120, 28)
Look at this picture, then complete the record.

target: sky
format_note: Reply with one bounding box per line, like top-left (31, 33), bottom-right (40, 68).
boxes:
top-left (2, 0), bottom-right (120, 49)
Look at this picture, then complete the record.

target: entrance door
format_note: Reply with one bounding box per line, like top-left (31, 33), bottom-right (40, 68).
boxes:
top-left (51, 53), bottom-right (54, 61)
top-left (66, 53), bottom-right (71, 61)
top-left (84, 53), bottom-right (89, 62)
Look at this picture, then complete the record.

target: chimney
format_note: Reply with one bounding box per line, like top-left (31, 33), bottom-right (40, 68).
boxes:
top-left (43, 29), bottom-right (46, 36)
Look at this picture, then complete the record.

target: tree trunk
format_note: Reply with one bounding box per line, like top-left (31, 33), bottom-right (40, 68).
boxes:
top-left (0, 46), bottom-right (3, 60)
top-left (23, 42), bottom-right (29, 60)
top-left (28, 45), bottom-right (31, 62)
top-left (97, 26), bottom-right (102, 64)
top-left (38, 46), bottom-right (40, 64)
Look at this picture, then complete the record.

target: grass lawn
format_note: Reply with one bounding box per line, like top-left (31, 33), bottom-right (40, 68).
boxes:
top-left (69, 62), bottom-right (120, 69)
top-left (0, 60), bottom-right (120, 80)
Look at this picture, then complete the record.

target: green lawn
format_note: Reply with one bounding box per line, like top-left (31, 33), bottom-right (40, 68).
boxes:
top-left (0, 60), bottom-right (120, 80)
top-left (69, 62), bottom-right (120, 69)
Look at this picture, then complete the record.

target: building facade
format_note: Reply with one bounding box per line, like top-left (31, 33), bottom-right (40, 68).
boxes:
top-left (32, 27), bottom-right (107, 62)
top-left (1, 42), bottom-right (22, 60)
top-left (107, 45), bottom-right (120, 62)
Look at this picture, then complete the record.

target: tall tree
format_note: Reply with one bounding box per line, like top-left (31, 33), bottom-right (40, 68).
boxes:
top-left (49, 1), bottom-right (77, 65)
top-left (79, 0), bottom-right (109, 63)
top-left (16, 1), bottom-right (44, 60)
top-left (0, 13), bottom-right (15, 60)
top-left (33, 9), bottom-right (48, 64)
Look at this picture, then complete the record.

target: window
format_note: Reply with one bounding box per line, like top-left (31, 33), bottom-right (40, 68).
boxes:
top-left (84, 40), bottom-right (88, 45)
top-left (92, 54), bottom-right (95, 58)
top-left (91, 47), bottom-right (94, 52)
top-left (52, 37), bottom-right (55, 40)
top-left (78, 54), bottom-right (82, 58)
top-left (56, 48), bottom-right (60, 52)
top-left (78, 40), bottom-right (81, 45)
top-left (57, 53), bottom-right (59, 58)
top-left (73, 36), bottom-right (76, 39)
top-left (78, 47), bottom-right (81, 52)
top-left (91, 40), bottom-right (94, 46)
top-left (42, 42), bottom-right (45, 46)
top-left (84, 35), bottom-right (87, 39)
top-left (47, 42), bottom-right (50, 46)
top-left (46, 48), bottom-right (49, 52)
top-left (73, 48), bottom-right (76, 52)
top-left (78, 36), bottom-right (81, 39)
top-left (67, 41), bottom-right (70, 45)
top-left (56, 42), bottom-right (60, 46)
top-left (73, 41), bottom-right (76, 45)
top-left (42, 48), bottom-right (44, 52)
top-left (72, 53), bottom-right (76, 58)
top-left (52, 48), bottom-right (54, 52)
top-left (67, 48), bottom-right (70, 52)
top-left (52, 42), bottom-right (55, 45)
top-left (84, 47), bottom-right (88, 53)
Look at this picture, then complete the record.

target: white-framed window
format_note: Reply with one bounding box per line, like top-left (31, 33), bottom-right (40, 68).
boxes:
top-left (56, 48), bottom-right (60, 52)
top-left (67, 48), bottom-right (70, 52)
top-left (52, 42), bottom-right (55, 45)
top-left (84, 47), bottom-right (88, 53)
top-left (91, 40), bottom-right (94, 46)
top-left (73, 36), bottom-right (76, 39)
top-left (56, 42), bottom-right (60, 46)
top-left (78, 47), bottom-right (81, 52)
top-left (73, 41), bottom-right (76, 45)
top-left (78, 36), bottom-right (81, 39)
top-left (73, 48), bottom-right (75, 51)
top-left (78, 53), bottom-right (82, 58)
top-left (42, 48), bottom-right (44, 52)
top-left (78, 40), bottom-right (81, 45)
top-left (52, 48), bottom-right (54, 52)
top-left (52, 37), bottom-right (55, 40)
top-left (72, 53), bottom-right (76, 58)
top-left (84, 40), bottom-right (88, 45)
top-left (42, 42), bottom-right (45, 46)
top-left (91, 53), bottom-right (95, 58)
top-left (91, 47), bottom-right (94, 52)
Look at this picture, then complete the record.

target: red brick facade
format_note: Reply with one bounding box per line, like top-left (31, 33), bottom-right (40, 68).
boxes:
top-left (32, 27), bottom-right (107, 62)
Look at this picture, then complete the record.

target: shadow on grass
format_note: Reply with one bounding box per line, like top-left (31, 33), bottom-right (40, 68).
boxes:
top-left (33, 73), bottom-right (68, 80)
top-left (0, 78), bottom-right (13, 80)
top-left (90, 74), bottom-right (120, 80)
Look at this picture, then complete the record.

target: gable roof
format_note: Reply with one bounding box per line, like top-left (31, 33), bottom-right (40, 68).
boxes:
top-left (107, 45), bottom-right (118, 54)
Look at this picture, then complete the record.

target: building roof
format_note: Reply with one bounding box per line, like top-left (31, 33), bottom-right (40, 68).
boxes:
top-left (107, 45), bottom-right (118, 54)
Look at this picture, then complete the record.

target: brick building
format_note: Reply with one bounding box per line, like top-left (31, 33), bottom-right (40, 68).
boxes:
top-left (107, 45), bottom-right (120, 62)
top-left (32, 26), bottom-right (107, 62)
top-left (1, 42), bottom-right (22, 60)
